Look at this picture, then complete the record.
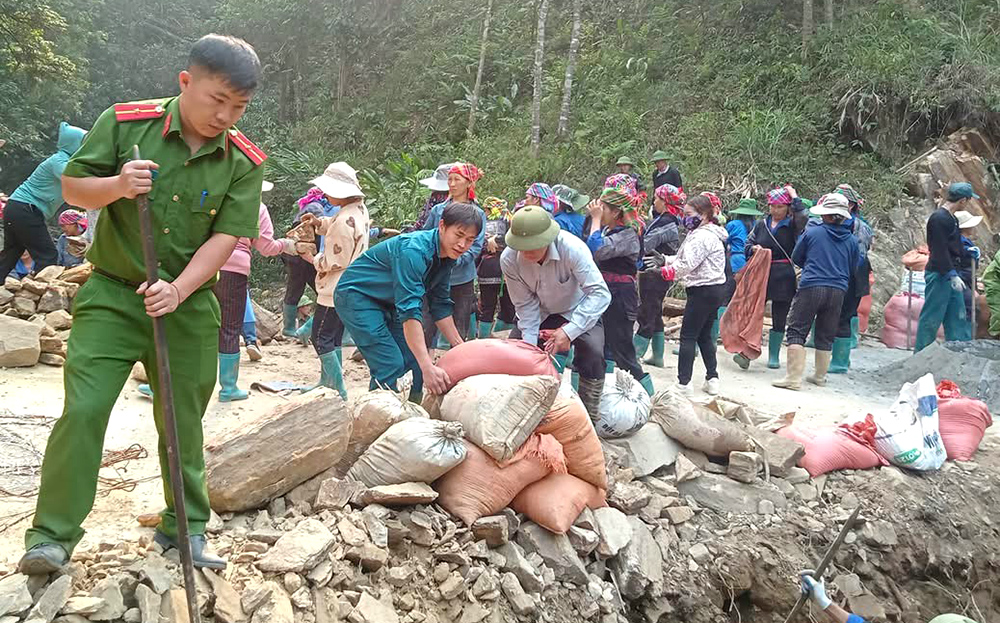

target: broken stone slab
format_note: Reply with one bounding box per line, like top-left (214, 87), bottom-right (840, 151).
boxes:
top-left (349, 592), bottom-right (399, 623)
top-left (88, 578), bottom-right (127, 621)
top-left (784, 466), bottom-right (811, 484)
top-left (205, 389), bottom-right (352, 512)
top-left (138, 552), bottom-right (173, 595)
top-left (794, 483), bottom-right (818, 502)
top-left (607, 481), bottom-right (650, 514)
top-left (688, 543), bottom-right (711, 564)
top-left (0, 574), bottom-right (33, 617)
top-left (159, 589), bottom-right (190, 623)
top-left (439, 572), bottom-right (466, 600)
top-left (602, 423), bottom-right (681, 477)
top-left (833, 573), bottom-right (865, 598)
top-left (134, 585), bottom-right (161, 623)
top-left (20, 279), bottom-right (47, 296)
top-left (59, 263), bottom-right (92, 285)
top-left (357, 482), bottom-right (438, 506)
top-left (38, 353), bottom-right (65, 366)
top-left (496, 542), bottom-right (543, 593)
top-left (500, 573), bottom-right (535, 616)
top-left (677, 472), bottom-right (787, 514)
top-left (611, 516), bottom-right (664, 600)
top-left (35, 266), bottom-right (65, 282)
top-left (44, 310), bottom-right (73, 331)
top-left (861, 520), bottom-right (898, 548)
top-left (344, 544), bottom-right (389, 572)
top-left (848, 592), bottom-right (887, 622)
top-left (201, 569), bottom-right (246, 623)
top-left (592, 507), bottom-right (632, 557)
top-left (37, 288), bottom-right (70, 314)
top-left (257, 518), bottom-right (336, 573)
top-left (471, 515), bottom-right (509, 547)
top-left (743, 428), bottom-right (805, 478)
top-left (664, 506), bottom-right (694, 525)
top-left (314, 477), bottom-right (363, 511)
top-left (60, 597), bottom-right (106, 617)
top-left (727, 451), bottom-right (762, 484)
top-left (23, 575), bottom-right (73, 623)
top-left (567, 526), bottom-right (599, 557)
top-left (249, 582), bottom-right (293, 623)
top-left (674, 453), bottom-right (702, 483)
top-left (337, 516), bottom-right (368, 547)
top-left (0, 289), bottom-right (13, 307)
top-left (0, 315), bottom-right (41, 367)
top-left (516, 523), bottom-right (588, 585)
top-left (251, 301), bottom-right (281, 345)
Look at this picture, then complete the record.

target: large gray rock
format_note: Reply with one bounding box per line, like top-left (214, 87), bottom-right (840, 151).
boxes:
top-left (202, 570), bottom-right (246, 623)
top-left (249, 582), bottom-right (293, 623)
top-left (0, 315), bottom-right (41, 367)
top-left (497, 543), bottom-right (543, 593)
top-left (592, 507), bottom-right (632, 557)
top-left (0, 574), bottom-right (33, 617)
top-left (206, 389), bottom-right (352, 512)
top-left (350, 592), bottom-right (399, 623)
top-left (24, 575), bottom-right (73, 623)
top-left (515, 523), bottom-right (588, 585)
top-left (677, 472), bottom-right (787, 514)
top-left (251, 301), bottom-right (281, 345)
top-left (602, 424), bottom-right (681, 477)
top-left (133, 585), bottom-right (161, 623)
top-left (37, 287), bottom-right (70, 314)
top-left (89, 578), bottom-right (127, 621)
top-left (611, 516), bottom-right (664, 600)
top-left (257, 518), bottom-right (335, 573)
top-left (743, 428), bottom-right (805, 478)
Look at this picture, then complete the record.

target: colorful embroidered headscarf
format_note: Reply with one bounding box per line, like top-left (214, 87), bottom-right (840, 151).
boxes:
top-left (701, 191), bottom-right (723, 212)
top-left (482, 196), bottom-right (510, 221)
top-left (449, 163), bottom-right (482, 200)
top-left (297, 187), bottom-right (326, 210)
top-left (766, 187), bottom-right (793, 205)
top-left (654, 184), bottom-right (686, 217)
top-left (600, 188), bottom-right (643, 233)
top-left (58, 209), bottom-right (87, 230)
top-left (526, 183), bottom-right (558, 214)
top-left (834, 183), bottom-right (864, 207)
top-left (604, 173), bottom-right (647, 208)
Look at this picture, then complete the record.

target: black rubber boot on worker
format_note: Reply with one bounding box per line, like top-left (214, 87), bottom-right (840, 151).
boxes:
top-left (577, 376), bottom-right (605, 421)
top-left (18, 543), bottom-right (69, 575)
top-left (153, 530), bottom-right (227, 570)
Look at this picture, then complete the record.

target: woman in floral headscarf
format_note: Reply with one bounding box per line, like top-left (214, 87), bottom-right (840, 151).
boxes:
top-left (586, 188), bottom-right (654, 396)
top-left (476, 196), bottom-right (516, 338)
top-left (523, 183), bottom-right (558, 214)
top-left (634, 184), bottom-right (684, 367)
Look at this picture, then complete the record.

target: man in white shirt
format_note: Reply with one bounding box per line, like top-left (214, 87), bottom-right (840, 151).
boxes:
top-left (501, 206), bottom-right (611, 417)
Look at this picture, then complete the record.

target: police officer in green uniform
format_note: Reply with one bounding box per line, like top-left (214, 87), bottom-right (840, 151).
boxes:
top-left (19, 34), bottom-right (266, 574)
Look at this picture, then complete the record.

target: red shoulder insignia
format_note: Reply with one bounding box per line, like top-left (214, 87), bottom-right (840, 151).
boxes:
top-left (114, 101), bottom-right (167, 122)
top-left (227, 128), bottom-right (267, 166)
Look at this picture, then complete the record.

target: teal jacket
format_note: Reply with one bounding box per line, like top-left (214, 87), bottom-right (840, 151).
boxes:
top-left (10, 122), bottom-right (87, 219)
top-left (335, 229), bottom-right (455, 323)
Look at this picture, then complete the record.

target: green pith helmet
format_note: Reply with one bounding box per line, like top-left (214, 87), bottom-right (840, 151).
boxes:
top-left (505, 206), bottom-right (561, 251)
top-left (651, 150), bottom-right (669, 162)
top-left (616, 156), bottom-right (635, 167)
top-left (730, 198), bottom-right (763, 217)
top-left (552, 184), bottom-right (592, 211)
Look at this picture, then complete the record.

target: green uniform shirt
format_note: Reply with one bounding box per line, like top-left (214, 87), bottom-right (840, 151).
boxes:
top-left (63, 96), bottom-right (263, 289)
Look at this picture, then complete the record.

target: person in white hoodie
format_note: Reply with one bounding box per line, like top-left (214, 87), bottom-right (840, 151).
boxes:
top-left (643, 193), bottom-right (728, 396)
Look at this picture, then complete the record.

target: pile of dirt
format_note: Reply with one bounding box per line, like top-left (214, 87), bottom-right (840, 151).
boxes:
top-left (1, 432), bottom-right (997, 623)
top-left (876, 340), bottom-right (1000, 414)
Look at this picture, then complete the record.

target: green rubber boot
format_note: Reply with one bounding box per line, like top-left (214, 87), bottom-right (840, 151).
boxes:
top-left (282, 304), bottom-right (298, 337)
top-left (334, 347), bottom-right (343, 365)
top-left (850, 316), bottom-right (860, 349)
top-left (343, 329), bottom-right (355, 347)
top-left (295, 315), bottom-right (313, 346)
top-left (552, 353), bottom-right (569, 373)
top-left (829, 337), bottom-right (852, 374)
top-left (137, 383), bottom-right (153, 398)
top-left (805, 322), bottom-right (816, 348)
top-left (319, 350), bottom-right (347, 399)
top-left (571, 371), bottom-right (580, 392)
top-left (712, 306), bottom-right (726, 343)
top-left (767, 330), bottom-right (784, 370)
top-left (494, 320), bottom-right (514, 331)
top-left (645, 332), bottom-right (665, 367)
top-left (478, 321), bottom-right (494, 340)
top-left (565, 346), bottom-right (575, 369)
top-left (733, 353), bottom-right (751, 370)
top-left (633, 334), bottom-right (651, 359)
top-left (638, 373), bottom-right (654, 397)
top-left (605, 360), bottom-right (615, 374)
top-left (436, 333), bottom-right (450, 351)
top-left (218, 353), bottom-right (249, 402)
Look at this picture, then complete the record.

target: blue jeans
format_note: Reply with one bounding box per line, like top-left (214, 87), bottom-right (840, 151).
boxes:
top-left (241, 290), bottom-right (257, 343)
top-left (915, 271), bottom-right (971, 352)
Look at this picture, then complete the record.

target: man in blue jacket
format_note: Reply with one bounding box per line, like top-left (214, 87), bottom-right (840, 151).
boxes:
top-left (0, 122), bottom-right (87, 277)
top-left (774, 193), bottom-right (859, 391)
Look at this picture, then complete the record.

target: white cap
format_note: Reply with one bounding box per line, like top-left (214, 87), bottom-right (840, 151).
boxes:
top-left (811, 193), bottom-right (851, 219)
top-left (419, 162), bottom-right (461, 192)
top-left (955, 210), bottom-right (983, 229)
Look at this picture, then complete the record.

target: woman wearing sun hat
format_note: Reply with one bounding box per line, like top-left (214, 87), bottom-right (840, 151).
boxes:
top-left (405, 162), bottom-right (460, 233)
top-left (955, 209), bottom-right (984, 323)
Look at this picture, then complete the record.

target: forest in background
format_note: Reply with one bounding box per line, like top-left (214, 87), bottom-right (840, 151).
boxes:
top-left (4, 0), bottom-right (1000, 289)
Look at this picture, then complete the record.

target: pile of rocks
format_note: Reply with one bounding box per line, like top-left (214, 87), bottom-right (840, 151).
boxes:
top-left (0, 264), bottom-right (89, 368)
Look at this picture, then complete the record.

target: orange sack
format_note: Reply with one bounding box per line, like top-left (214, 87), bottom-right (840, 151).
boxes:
top-left (435, 339), bottom-right (558, 392)
top-left (433, 434), bottom-right (566, 526)
top-left (511, 473), bottom-right (606, 534)
top-left (535, 393), bottom-right (608, 491)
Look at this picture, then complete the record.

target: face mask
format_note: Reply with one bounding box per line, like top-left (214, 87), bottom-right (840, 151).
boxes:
top-left (683, 215), bottom-right (702, 230)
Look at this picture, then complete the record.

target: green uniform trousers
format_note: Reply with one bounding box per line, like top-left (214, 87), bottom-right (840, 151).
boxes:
top-left (26, 272), bottom-right (220, 554)
top-left (914, 271), bottom-right (971, 353)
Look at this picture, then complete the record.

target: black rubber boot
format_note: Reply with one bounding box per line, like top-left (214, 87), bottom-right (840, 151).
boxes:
top-left (154, 530), bottom-right (227, 570)
top-left (577, 376), bottom-right (605, 422)
top-left (18, 543), bottom-right (69, 575)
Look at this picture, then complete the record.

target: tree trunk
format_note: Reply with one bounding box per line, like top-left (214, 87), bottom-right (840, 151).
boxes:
top-left (825, 0), bottom-right (834, 25)
top-left (531, 0), bottom-right (549, 158)
top-left (467, 0), bottom-right (494, 137)
top-left (556, 0), bottom-right (583, 138)
top-left (801, 0), bottom-right (814, 61)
